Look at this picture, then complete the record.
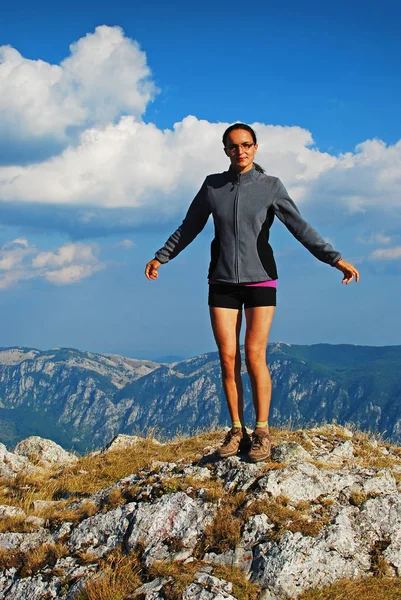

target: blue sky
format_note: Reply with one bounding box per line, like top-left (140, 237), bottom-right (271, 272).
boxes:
top-left (0, 0), bottom-right (400, 359)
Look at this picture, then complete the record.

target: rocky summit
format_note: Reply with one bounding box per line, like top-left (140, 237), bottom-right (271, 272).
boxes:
top-left (0, 424), bottom-right (401, 599)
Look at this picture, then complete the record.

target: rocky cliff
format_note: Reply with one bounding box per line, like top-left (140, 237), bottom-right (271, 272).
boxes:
top-left (1, 343), bottom-right (401, 452)
top-left (0, 425), bottom-right (401, 599)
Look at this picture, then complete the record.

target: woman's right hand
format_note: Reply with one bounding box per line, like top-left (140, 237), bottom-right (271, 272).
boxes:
top-left (145, 259), bottom-right (161, 280)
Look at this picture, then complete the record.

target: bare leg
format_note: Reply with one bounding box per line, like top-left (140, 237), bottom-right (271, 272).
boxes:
top-left (209, 307), bottom-right (244, 424)
top-left (244, 306), bottom-right (275, 425)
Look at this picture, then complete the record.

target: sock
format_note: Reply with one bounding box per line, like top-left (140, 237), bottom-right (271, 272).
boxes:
top-left (255, 421), bottom-right (268, 428)
top-left (232, 421), bottom-right (242, 429)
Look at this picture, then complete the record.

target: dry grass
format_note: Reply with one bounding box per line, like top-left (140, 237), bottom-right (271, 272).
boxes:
top-left (0, 431), bottom-right (222, 518)
top-left (349, 490), bottom-right (369, 507)
top-left (148, 559), bottom-right (200, 600)
top-left (214, 564), bottom-right (261, 600)
top-left (195, 492), bottom-right (247, 556)
top-left (35, 499), bottom-right (99, 527)
top-left (0, 514), bottom-right (39, 533)
top-left (271, 427), bottom-right (316, 453)
top-left (74, 547), bottom-right (142, 600)
top-left (243, 494), bottom-right (331, 540)
top-left (153, 475), bottom-right (224, 503)
top-left (0, 542), bottom-right (68, 576)
top-left (298, 576), bottom-right (401, 600)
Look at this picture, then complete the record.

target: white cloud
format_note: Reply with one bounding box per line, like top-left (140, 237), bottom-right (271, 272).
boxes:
top-left (0, 25), bottom-right (157, 141)
top-left (45, 263), bottom-right (102, 285)
top-left (0, 26), bottom-right (400, 242)
top-left (2, 238), bottom-right (29, 249)
top-left (370, 246), bottom-right (401, 261)
top-left (0, 239), bottom-right (36, 271)
top-left (0, 114), bottom-right (400, 224)
top-left (358, 233), bottom-right (392, 245)
top-left (32, 242), bottom-right (98, 268)
top-left (0, 240), bottom-right (103, 288)
top-left (116, 239), bottom-right (135, 248)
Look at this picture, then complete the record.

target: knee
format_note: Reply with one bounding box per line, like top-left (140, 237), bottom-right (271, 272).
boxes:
top-left (245, 346), bottom-right (266, 373)
top-left (219, 350), bottom-right (240, 378)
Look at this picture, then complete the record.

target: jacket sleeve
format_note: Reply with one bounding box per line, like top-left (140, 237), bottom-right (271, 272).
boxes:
top-left (154, 179), bottom-right (211, 264)
top-left (272, 178), bottom-right (341, 266)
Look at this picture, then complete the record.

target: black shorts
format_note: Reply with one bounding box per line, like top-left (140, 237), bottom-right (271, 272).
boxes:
top-left (208, 283), bottom-right (276, 309)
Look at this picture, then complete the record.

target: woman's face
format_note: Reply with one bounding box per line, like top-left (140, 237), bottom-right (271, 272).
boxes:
top-left (224, 128), bottom-right (258, 173)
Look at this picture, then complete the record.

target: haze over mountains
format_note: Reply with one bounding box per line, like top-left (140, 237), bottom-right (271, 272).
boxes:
top-left (0, 343), bottom-right (400, 453)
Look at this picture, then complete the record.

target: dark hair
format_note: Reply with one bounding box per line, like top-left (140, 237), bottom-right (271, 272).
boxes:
top-left (222, 122), bottom-right (265, 173)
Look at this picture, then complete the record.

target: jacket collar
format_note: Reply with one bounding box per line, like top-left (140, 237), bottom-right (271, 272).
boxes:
top-left (228, 164), bottom-right (256, 183)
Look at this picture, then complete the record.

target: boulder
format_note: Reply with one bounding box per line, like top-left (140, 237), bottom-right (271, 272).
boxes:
top-left (182, 572), bottom-right (236, 599)
top-left (125, 491), bottom-right (215, 566)
top-left (0, 443), bottom-right (32, 479)
top-left (68, 503), bottom-right (136, 557)
top-left (0, 505), bottom-right (26, 519)
top-left (14, 436), bottom-right (78, 466)
top-left (271, 442), bottom-right (312, 464)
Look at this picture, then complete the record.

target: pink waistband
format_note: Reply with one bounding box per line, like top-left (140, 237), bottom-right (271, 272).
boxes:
top-left (209, 280), bottom-right (277, 288)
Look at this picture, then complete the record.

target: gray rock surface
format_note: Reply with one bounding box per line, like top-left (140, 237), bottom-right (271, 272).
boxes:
top-left (0, 425), bottom-right (400, 600)
top-left (271, 441), bottom-right (312, 464)
top-left (0, 530), bottom-right (52, 551)
top-left (125, 491), bottom-right (214, 566)
top-left (214, 455), bottom-right (265, 491)
top-left (14, 436), bottom-right (78, 466)
top-left (0, 443), bottom-right (32, 478)
top-left (103, 433), bottom-right (145, 453)
top-left (68, 503), bottom-right (136, 557)
top-left (0, 505), bottom-right (26, 519)
top-left (182, 572), bottom-right (236, 600)
top-left (0, 574), bottom-right (61, 599)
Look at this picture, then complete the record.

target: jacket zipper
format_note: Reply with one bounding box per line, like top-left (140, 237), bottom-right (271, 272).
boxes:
top-left (234, 174), bottom-right (241, 283)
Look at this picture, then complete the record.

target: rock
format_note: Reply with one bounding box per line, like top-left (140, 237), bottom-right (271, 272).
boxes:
top-left (2, 574), bottom-right (61, 599)
top-left (14, 436), bottom-right (78, 466)
top-left (0, 505), bottom-right (26, 519)
top-left (25, 516), bottom-right (45, 529)
top-left (0, 530), bottom-right (52, 551)
top-left (131, 577), bottom-right (171, 598)
top-left (205, 514), bottom-right (275, 574)
top-left (316, 424), bottom-right (354, 439)
top-left (180, 465), bottom-right (212, 480)
top-left (319, 440), bottom-right (355, 465)
top-left (257, 462), bottom-right (327, 502)
top-left (251, 515), bottom-right (367, 598)
top-left (32, 499), bottom-right (65, 512)
top-left (125, 491), bottom-right (214, 566)
top-left (271, 442), bottom-right (312, 464)
top-left (357, 494), bottom-right (401, 574)
top-left (102, 434), bottom-right (144, 453)
top-left (0, 443), bottom-right (32, 478)
top-left (257, 462), bottom-right (397, 504)
top-left (182, 572), bottom-right (236, 599)
top-left (215, 456), bottom-right (265, 491)
top-left (250, 497), bottom-right (401, 598)
top-left (68, 503), bottom-right (136, 557)
top-left (258, 589), bottom-right (281, 600)
top-left (52, 521), bottom-right (73, 542)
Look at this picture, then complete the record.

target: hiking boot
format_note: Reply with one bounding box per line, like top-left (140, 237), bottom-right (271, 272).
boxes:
top-left (218, 428), bottom-right (251, 458)
top-left (248, 429), bottom-right (272, 462)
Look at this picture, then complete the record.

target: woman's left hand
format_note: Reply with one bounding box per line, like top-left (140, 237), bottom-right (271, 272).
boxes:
top-left (334, 258), bottom-right (360, 284)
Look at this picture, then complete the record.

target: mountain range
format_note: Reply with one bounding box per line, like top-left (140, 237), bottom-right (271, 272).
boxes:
top-left (0, 343), bottom-right (400, 453)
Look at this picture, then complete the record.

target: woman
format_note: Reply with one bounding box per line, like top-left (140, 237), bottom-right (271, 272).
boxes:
top-left (145, 123), bottom-right (359, 462)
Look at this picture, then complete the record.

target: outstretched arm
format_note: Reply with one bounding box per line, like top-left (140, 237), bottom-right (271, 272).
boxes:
top-left (145, 179), bottom-right (211, 280)
top-left (272, 178), bottom-right (359, 283)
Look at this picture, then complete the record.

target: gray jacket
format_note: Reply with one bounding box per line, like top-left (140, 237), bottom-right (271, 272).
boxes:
top-left (155, 166), bottom-right (341, 283)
